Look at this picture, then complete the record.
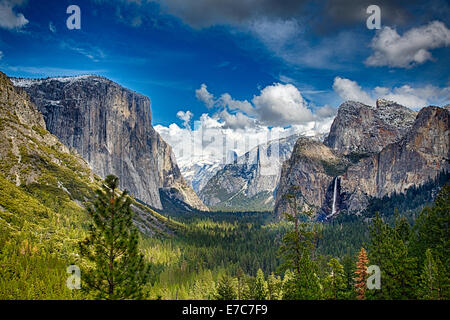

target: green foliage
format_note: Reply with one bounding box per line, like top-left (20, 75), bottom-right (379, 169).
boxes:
top-left (278, 188), bottom-right (323, 299)
top-left (214, 274), bottom-right (237, 300)
top-left (323, 258), bottom-right (347, 300)
top-left (418, 249), bottom-right (442, 299)
top-left (79, 175), bottom-right (150, 300)
top-left (367, 214), bottom-right (419, 299)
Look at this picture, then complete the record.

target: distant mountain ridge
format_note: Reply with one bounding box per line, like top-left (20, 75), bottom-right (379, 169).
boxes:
top-left (199, 134), bottom-right (302, 211)
top-left (11, 75), bottom-right (208, 212)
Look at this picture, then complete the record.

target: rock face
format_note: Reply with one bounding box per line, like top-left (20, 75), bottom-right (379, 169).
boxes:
top-left (274, 137), bottom-right (348, 217)
top-left (199, 134), bottom-right (300, 211)
top-left (12, 75), bottom-right (208, 211)
top-left (324, 99), bottom-right (417, 155)
top-left (0, 71), bottom-right (93, 190)
top-left (275, 100), bottom-right (449, 217)
top-left (340, 105), bottom-right (450, 212)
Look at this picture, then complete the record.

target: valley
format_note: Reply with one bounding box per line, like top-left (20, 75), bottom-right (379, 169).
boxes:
top-left (0, 71), bottom-right (448, 300)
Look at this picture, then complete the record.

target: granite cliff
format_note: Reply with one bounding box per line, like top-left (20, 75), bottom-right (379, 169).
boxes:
top-left (275, 100), bottom-right (449, 218)
top-left (11, 75), bottom-right (208, 211)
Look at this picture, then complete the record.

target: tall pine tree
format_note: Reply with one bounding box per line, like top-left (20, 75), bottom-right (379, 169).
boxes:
top-left (354, 247), bottom-right (369, 300)
top-left (79, 175), bottom-right (150, 299)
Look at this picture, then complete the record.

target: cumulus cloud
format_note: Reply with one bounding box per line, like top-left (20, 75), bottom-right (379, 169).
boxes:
top-left (333, 76), bottom-right (450, 109)
top-left (252, 83), bottom-right (314, 126)
top-left (158, 82), bottom-right (336, 167)
top-left (195, 83), bottom-right (216, 108)
top-left (155, 112), bottom-right (333, 169)
top-left (176, 110), bottom-right (193, 128)
top-left (366, 21), bottom-right (450, 68)
top-left (0, 0), bottom-right (28, 30)
top-left (219, 93), bottom-right (255, 116)
top-left (332, 77), bottom-right (375, 105)
top-left (195, 82), bottom-right (321, 128)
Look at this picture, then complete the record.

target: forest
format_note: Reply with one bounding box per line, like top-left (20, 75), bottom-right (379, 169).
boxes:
top-left (0, 169), bottom-right (448, 300)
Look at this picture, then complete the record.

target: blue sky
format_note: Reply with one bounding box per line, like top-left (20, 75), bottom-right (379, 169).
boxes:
top-left (0, 0), bottom-right (449, 132)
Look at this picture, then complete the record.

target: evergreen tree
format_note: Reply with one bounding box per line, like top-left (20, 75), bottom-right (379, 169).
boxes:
top-left (342, 253), bottom-right (355, 298)
top-left (278, 187), bottom-right (322, 299)
top-left (324, 258), bottom-right (347, 300)
top-left (215, 274), bottom-right (237, 300)
top-left (267, 273), bottom-right (283, 300)
top-left (367, 214), bottom-right (418, 299)
top-left (418, 249), bottom-right (442, 300)
top-left (249, 269), bottom-right (267, 300)
top-left (411, 184), bottom-right (450, 299)
top-left (354, 247), bottom-right (369, 300)
top-left (79, 175), bottom-right (150, 299)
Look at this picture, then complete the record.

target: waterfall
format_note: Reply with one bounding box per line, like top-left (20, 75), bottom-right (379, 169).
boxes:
top-left (331, 177), bottom-right (338, 216)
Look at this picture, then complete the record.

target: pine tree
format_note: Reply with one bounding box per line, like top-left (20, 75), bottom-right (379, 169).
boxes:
top-left (278, 187), bottom-right (322, 299)
top-left (267, 273), bottom-right (283, 300)
top-left (250, 269), bottom-right (267, 300)
top-left (354, 247), bottom-right (369, 300)
top-left (342, 253), bottom-right (355, 298)
top-left (215, 274), bottom-right (237, 300)
top-left (324, 258), bottom-right (347, 300)
top-left (367, 214), bottom-right (418, 299)
top-left (418, 249), bottom-right (441, 300)
top-left (236, 267), bottom-right (244, 300)
top-left (411, 184), bottom-right (450, 299)
top-left (79, 175), bottom-right (150, 299)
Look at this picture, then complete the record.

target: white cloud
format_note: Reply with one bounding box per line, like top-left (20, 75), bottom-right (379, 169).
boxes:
top-left (195, 82), bottom-right (317, 128)
top-left (366, 21), bottom-right (450, 68)
top-left (332, 77), bottom-right (375, 106)
top-left (219, 109), bottom-right (257, 130)
top-left (176, 110), bottom-right (193, 129)
top-left (0, 51), bottom-right (3, 60)
top-left (333, 77), bottom-right (450, 110)
top-left (0, 0), bottom-right (29, 30)
top-left (155, 112), bottom-right (333, 170)
top-left (219, 93), bottom-right (255, 116)
top-left (248, 18), bottom-right (301, 50)
top-left (195, 83), bottom-right (216, 108)
top-left (252, 83), bottom-right (314, 126)
top-left (159, 83), bottom-right (336, 168)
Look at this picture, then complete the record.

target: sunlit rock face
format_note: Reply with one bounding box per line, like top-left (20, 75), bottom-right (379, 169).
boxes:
top-left (275, 100), bottom-right (449, 218)
top-left (12, 75), bottom-right (208, 211)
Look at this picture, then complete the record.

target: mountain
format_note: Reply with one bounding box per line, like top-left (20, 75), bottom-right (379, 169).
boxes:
top-left (324, 99), bottom-right (417, 156)
top-left (199, 134), bottom-right (301, 211)
top-left (340, 105), bottom-right (450, 213)
top-left (0, 71), bottom-right (179, 238)
top-left (275, 100), bottom-right (449, 218)
top-left (11, 75), bottom-right (208, 212)
top-left (274, 137), bottom-right (348, 217)
top-left (179, 160), bottom-right (224, 194)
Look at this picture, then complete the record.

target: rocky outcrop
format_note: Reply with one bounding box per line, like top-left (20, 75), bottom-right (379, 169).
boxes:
top-left (12, 75), bottom-right (208, 211)
top-left (199, 134), bottom-right (300, 211)
top-left (324, 99), bottom-right (417, 155)
top-left (274, 137), bottom-right (348, 216)
top-left (340, 105), bottom-right (449, 212)
top-left (275, 101), bottom-right (449, 218)
top-left (0, 71), bottom-right (93, 190)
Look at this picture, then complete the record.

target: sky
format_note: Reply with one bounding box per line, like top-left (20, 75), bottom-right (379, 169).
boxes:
top-left (1, 0), bottom-right (449, 165)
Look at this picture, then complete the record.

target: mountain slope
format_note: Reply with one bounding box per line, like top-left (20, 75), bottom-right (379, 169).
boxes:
top-left (324, 99), bottom-right (417, 156)
top-left (340, 105), bottom-right (450, 213)
top-left (275, 100), bottom-right (449, 217)
top-left (199, 134), bottom-right (301, 211)
top-left (11, 75), bottom-right (207, 211)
